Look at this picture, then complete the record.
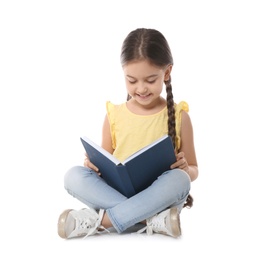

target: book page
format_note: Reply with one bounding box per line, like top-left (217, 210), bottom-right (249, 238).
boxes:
top-left (122, 135), bottom-right (169, 164)
top-left (81, 136), bottom-right (120, 165)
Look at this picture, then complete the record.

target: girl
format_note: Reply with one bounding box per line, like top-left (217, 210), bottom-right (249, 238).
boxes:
top-left (58, 28), bottom-right (198, 239)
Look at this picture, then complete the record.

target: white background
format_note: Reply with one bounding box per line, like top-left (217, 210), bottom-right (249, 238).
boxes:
top-left (0, 0), bottom-right (271, 259)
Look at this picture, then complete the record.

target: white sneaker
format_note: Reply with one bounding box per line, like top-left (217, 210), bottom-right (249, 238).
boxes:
top-left (57, 208), bottom-right (107, 239)
top-left (138, 208), bottom-right (181, 238)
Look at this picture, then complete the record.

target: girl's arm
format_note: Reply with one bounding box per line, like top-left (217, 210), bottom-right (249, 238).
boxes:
top-left (84, 114), bottom-right (114, 173)
top-left (171, 110), bottom-right (199, 182)
top-left (101, 114), bottom-right (114, 154)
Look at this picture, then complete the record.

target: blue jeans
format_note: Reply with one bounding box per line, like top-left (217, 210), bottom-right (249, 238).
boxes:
top-left (64, 166), bottom-right (191, 233)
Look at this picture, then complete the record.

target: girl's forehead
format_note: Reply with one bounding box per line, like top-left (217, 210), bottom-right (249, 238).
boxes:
top-left (123, 60), bottom-right (163, 76)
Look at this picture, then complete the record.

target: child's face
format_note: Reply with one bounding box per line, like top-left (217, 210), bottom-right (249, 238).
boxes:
top-left (123, 60), bottom-right (172, 107)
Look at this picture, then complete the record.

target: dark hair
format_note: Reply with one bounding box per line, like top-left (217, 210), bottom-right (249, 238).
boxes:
top-left (121, 28), bottom-right (193, 208)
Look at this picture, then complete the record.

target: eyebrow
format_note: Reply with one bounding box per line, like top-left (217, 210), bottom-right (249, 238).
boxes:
top-left (126, 74), bottom-right (158, 79)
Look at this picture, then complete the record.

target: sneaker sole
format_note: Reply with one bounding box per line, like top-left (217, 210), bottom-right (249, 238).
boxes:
top-left (169, 208), bottom-right (182, 238)
top-left (58, 209), bottom-right (73, 238)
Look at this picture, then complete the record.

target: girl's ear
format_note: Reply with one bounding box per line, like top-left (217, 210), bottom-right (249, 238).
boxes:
top-left (164, 65), bottom-right (173, 81)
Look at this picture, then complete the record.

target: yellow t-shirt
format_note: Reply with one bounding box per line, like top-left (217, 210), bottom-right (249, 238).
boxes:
top-left (106, 101), bottom-right (189, 162)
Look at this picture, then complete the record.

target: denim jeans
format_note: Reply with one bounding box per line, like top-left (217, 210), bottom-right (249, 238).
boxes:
top-left (64, 166), bottom-right (191, 233)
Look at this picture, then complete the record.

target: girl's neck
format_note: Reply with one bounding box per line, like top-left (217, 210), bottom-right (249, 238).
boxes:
top-left (126, 97), bottom-right (166, 115)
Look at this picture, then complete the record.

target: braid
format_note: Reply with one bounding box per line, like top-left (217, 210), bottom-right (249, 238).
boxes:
top-left (165, 77), bottom-right (176, 150)
top-left (165, 77), bottom-right (194, 209)
top-left (127, 94), bottom-right (131, 101)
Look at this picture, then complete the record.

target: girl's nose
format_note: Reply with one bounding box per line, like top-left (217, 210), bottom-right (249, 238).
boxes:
top-left (137, 82), bottom-right (148, 93)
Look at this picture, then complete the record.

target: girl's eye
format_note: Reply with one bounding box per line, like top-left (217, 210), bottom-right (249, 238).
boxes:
top-left (127, 79), bottom-right (156, 84)
top-left (147, 80), bottom-right (156, 84)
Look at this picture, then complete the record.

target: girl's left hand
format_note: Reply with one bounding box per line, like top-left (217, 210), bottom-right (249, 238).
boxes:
top-left (170, 151), bottom-right (189, 173)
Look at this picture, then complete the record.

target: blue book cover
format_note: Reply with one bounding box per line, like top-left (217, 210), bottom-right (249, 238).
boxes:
top-left (80, 135), bottom-right (176, 198)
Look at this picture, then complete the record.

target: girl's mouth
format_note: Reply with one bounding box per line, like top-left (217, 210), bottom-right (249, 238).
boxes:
top-left (137, 93), bottom-right (151, 99)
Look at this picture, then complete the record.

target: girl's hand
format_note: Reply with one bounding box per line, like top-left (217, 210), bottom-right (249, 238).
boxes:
top-left (170, 151), bottom-right (189, 174)
top-left (84, 153), bottom-right (101, 176)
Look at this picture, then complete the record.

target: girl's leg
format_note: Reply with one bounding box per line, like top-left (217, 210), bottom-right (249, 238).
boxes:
top-left (60, 166), bottom-right (190, 238)
top-left (58, 165), bottom-right (126, 238)
top-left (106, 169), bottom-right (191, 233)
top-left (64, 166), bottom-right (127, 209)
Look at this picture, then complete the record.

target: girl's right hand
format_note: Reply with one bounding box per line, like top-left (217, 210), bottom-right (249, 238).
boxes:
top-left (84, 153), bottom-right (101, 175)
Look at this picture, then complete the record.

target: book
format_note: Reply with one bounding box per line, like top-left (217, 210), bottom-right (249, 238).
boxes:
top-left (80, 135), bottom-right (176, 198)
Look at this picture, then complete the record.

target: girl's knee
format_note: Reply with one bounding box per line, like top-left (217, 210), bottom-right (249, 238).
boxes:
top-left (64, 166), bottom-right (88, 189)
top-left (165, 169), bottom-right (191, 194)
top-left (168, 168), bottom-right (190, 184)
top-left (170, 169), bottom-right (191, 203)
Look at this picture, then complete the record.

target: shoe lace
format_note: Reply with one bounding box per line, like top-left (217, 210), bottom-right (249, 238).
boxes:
top-left (83, 209), bottom-right (109, 239)
top-left (137, 214), bottom-right (166, 235)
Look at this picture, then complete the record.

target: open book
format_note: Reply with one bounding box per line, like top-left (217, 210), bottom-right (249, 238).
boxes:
top-left (80, 135), bottom-right (176, 198)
